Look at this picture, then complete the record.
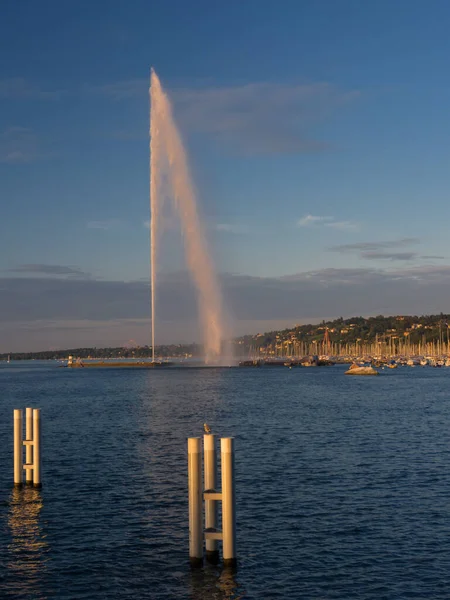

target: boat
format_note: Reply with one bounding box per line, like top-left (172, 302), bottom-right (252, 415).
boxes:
top-left (301, 355), bottom-right (319, 367)
top-left (239, 360), bottom-right (262, 367)
top-left (406, 358), bottom-right (420, 367)
top-left (345, 363), bottom-right (379, 376)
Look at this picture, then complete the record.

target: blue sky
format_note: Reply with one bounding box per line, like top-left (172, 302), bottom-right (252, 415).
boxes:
top-left (2, 0), bottom-right (450, 351)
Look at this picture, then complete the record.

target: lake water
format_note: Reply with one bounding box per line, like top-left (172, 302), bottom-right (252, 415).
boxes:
top-left (0, 362), bottom-right (450, 599)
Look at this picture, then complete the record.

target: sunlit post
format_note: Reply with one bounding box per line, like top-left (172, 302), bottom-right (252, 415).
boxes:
top-left (188, 437), bottom-right (203, 565)
top-left (204, 433), bottom-right (219, 562)
top-left (33, 409), bottom-right (42, 488)
top-left (25, 408), bottom-right (33, 484)
top-left (13, 409), bottom-right (23, 487)
top-left (221, 437), bottom-right (236, 567)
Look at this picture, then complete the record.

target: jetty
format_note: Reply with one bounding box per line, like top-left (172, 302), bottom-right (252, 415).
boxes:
top-left (65, 356), bottom-right (173, 368)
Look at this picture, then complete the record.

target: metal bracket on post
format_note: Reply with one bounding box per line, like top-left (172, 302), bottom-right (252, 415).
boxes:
top-left (13, 408), bottom-right (42, 488)
top-left (188, 434), bottom-right (236, 567)
top-left (204, 433), bottom-right (219, 564)
top-left (25, 408), bottom-right (33, 484)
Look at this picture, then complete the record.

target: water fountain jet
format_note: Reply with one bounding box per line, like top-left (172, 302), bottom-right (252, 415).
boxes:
top-left (149, 69), bottom-right (227, 364)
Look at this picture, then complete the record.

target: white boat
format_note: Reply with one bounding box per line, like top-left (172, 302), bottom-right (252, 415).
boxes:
top-left (406, 358), bottom-right (419, 367)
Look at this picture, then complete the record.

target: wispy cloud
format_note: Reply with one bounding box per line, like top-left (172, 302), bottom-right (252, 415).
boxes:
top-left (330, 238), bottom-right (420, 253)
top-left (0, 127), bottom-right (47, 164)
top-left (5, 264), bottom-right (88, 278)
top-left (326, 220), bottom-right (359, 231)
top-left (87, 219), bottom-right (123, 230)
top-left (328, 238), bottom-right (444, 262)
top-left (88, 77), bottom-right (358, 155)
top-left (361, 251), bottom-right (445, 262)
top-left (361, 251), bottom-right (417, 261)
top-left (298, 214), bottom-right (359, 231)
top-left (298, 214), bottom-right (333, 227)
top-left (0, 76), bottom-right (359, 157)
top-left (0, 78), bottom-right (63, 100)
top-left (172, 81), bottom-right (358, 155)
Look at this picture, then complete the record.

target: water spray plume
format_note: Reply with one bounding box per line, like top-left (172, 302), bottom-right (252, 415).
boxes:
top-left (149, 69), bottom-right (227, 363)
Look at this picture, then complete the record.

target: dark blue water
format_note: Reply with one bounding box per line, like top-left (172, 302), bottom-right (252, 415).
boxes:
top-left (1, 362), bottom-right (450, 599)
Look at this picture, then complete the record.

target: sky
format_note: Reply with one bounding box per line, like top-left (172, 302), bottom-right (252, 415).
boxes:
top-left (2, 0), bottom-right (450, 352)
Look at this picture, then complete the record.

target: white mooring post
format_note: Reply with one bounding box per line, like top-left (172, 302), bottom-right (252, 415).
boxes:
top-left (188, 437), bottom-right (203, 566)
top-left (188, 433), bottom-right (237, 567)
top-left (204, 434), bottom-right (219, 563)
top-left (221, 437), bottom-right (236, 567)
top-left (13, 408), bottom-right (42, 488)
top-left (13, 409), bottom-right (23, 487)
top-left (25, 407), bottom-right (33, 484)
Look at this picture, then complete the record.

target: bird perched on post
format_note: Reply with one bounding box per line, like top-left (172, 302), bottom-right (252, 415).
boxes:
top-left (203, 423), bottom-right (211, 434)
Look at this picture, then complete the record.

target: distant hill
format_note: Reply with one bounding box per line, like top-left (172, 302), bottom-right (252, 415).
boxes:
top-left (0, 344), bottom-right (202, 361)
top-left (2, 313), bottom-right (450, 359)
top-left (236, 313), bottom-right (450, 356)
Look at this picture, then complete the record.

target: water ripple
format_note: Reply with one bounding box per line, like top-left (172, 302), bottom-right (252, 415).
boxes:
top-left (1, 363), bottom-right (450, 598)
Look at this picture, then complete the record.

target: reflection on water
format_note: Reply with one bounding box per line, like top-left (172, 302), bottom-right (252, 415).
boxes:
top-left (190, 566), bottom-right (244, 600)
top-left (3, 365), bottom-right (450, 598)
top-left (6, 487), bottom-right (48, 599)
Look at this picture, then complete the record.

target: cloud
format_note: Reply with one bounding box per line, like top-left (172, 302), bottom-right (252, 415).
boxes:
top-left (1, 76), bottom-right (357, 156)
top-left (0, 78), bottom-right (63, 100)
top-left (326, 220), bottom-right (360, 231)
top-left (87, 219), bottom-right (123, 230)
top-left (328, 239), bottom-right (442, 261)
top-left (4, 264), bottom-right (450, 351)
top-left (330, 238), bottom-right (420, 253)
top-left (172, 81), bottom-right (358, 155)
top-left (297, 214), bottom-right (359, 231)
top-left (329, 239), bottom-right (445, 262)
top-left (89, 77), bottom-right (358, 154)
top-left (361, 251), bottom-right (417, 261)
top-left (297, 215), bottom-right (333, 227)
top-left (0, 127), bottom-right (48, 163)
top-left (5, 264), bottom-right (89, 277)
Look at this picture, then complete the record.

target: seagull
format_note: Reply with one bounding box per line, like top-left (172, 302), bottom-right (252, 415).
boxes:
top-left (203, 423), bottom-right (211, 434)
